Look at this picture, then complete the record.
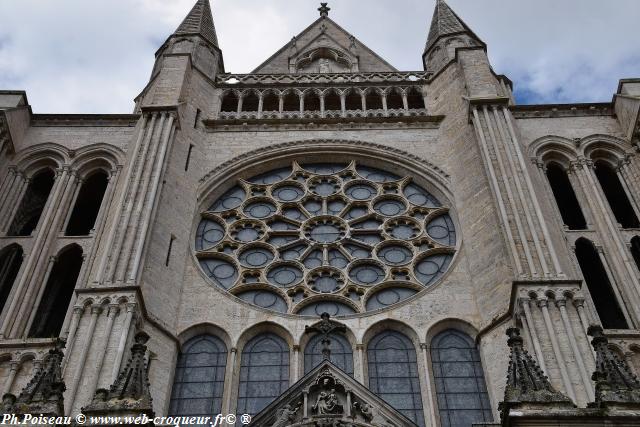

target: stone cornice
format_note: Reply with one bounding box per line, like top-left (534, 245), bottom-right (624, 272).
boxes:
top-left (510, 103), bottom-right (613, 119)
top-left (205, 114), bottom-right (443, 131)
top-left (31, 114), bottom-right (140, 127)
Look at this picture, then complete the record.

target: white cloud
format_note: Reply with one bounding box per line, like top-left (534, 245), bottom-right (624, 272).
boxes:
top-left (0, 0), bottom-right (638, 112)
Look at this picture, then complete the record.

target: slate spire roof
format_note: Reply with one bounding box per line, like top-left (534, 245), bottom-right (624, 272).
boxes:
top-left (425, 0), bottom-right (483, 52)
top-left (174, 0), bottom-right (218, 47)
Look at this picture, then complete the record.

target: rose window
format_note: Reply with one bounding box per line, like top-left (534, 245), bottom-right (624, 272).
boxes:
top-left (195, 162), bottom-right (456, 316)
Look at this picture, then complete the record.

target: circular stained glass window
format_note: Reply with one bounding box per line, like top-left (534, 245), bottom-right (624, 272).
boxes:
top-left (196, 161), bottom-right (456, 315)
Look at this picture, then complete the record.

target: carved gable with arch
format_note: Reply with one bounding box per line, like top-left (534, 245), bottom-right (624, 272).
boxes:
top-left (249, 360), bottom-right (417, 427)
top-left (253, 17), bottom-right (396, 74)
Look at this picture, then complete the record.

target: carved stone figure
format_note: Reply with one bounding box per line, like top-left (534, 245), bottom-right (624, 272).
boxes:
top-left (319, 58), bottom-right (331, 73)
top-left (313, 387), bottom-right (342, 415)
top-left (272, 401), bottom-right (301, 427)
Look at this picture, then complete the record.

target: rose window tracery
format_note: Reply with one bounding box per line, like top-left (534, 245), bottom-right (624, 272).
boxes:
top-left (195, 161), bottom-right (456, 316)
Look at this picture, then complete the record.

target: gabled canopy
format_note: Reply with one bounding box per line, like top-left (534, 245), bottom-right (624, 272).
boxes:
top-left (252, 13), bottom-right (397, 74)
top-left (249, 360), bottom-right (418, 427)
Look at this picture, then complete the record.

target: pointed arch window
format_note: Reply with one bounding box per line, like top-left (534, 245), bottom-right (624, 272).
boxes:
top-left (65, 170), bottom-right (109, 236)
top-left (631, 236), bottom-right (640, 275)
top-left (169, 335), bottom-right (227, 420)
top-left (220, 92), bottom-right (239, 113)
top-left (594, 160), bottom-right (639, 228)
top-left (282, 92), bottom-right (299, 112)
top-left (0, 244), bottom-right (23, 315)
top-left (367, 330), bottom-right (424, 426)
top-left (575, 238), bottom-right (628, 329)
top-left (241, 92), bottom-right (259, 112)
top-left (8, 169), bottom-right (55, 236)
top-left (545, 163), bottom-right (586, 230)
top-left (431, 329), bottom-right (492, 427)
top-left (324, 91), bottom-right (341, 112)
top-left (304, 332), bottom-right (353, 376)
top-left (29, 244), bottom-right (83, 338)
top-left (237, 333), bottom-right (289, 416)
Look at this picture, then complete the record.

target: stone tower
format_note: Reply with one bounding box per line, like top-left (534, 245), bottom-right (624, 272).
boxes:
top-left (1, 1), bottom-right (640, 426)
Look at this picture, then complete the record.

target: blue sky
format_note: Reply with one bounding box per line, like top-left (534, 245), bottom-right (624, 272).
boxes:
top-left (0, 0), bottom-right (638, 113)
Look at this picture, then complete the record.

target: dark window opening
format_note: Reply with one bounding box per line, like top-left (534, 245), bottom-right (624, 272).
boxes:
top-left (546, 163), bottom-right (587, 230)
top-left (166, 235), bottom-right (175, 267)
top-left (344, 91), bottom-right (361, 111)
top-left (220, 93), bottom-right (238, 112)
top-left (262, 93), bottom-right (279, 112)
top-left (386, 89), bottom-right (404, 110)
top-left (241, 92), bottom-right (259, 112)
top-left (282, 92), bottom-right (299, 112)
top-left (0, 244), bottom-right (23, 315)
top-left (8, 169), bottom-right (55, 236)
top-left (575, 238), bottom-right (628, 329)
top-left (29, 245), bottom-right (83, 338)
top-left (324, 92), bottom-right (341, 111)
top-left (65, 171), bottom-right (109, 236)
top-left (594, 161), bottom-right (639, 228)
top-left (631, 236), bottom-right (640, 274)
top-left (193, 108), bottom-right (201, 128)
top-left (303, 93), bottom-right (321, 112)
top-left (185, 144), bottom-right (194, 171)
top-left (406, 87), bottom-right (424, 109)
top-left (365, 91), bottom-right (383, 110)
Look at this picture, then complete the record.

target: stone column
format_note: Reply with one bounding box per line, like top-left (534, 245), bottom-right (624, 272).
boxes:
top-left (381, 93), bottom-right (388, 116)
top-left (221, 347), bottom-right (237, 416)
top-left (355, 344), bottom-right (365, 383)
top-left (520, 298), bottom-right (547, 373)
top-left (292, 345), bottom-right (300, 383)
top-left (66, 304), bottom-right (102, 415)
top-left (62, 305), bottom-right (85, 371)
top-left (86, 304), bottom-right (120, 396)
top-left (111, 303), bottom-right (136, 382)
top-left (3, 361), bottom-right (18, 395)
top-left (538, 299), bottom-right (576, 401)
top-left (257, 94), bottom-right (263, 119)
top-left (556, 298), bottom-right (593, 400)
top-left (420, 343), bottom-right (437, 427)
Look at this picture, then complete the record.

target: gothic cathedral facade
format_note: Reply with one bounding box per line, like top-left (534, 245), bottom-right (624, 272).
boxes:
top-left (1, 1), bottom-right (640, 426)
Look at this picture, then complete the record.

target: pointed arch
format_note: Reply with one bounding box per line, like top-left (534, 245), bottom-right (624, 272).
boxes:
top-left (8, 168), bottom-right (56, 236)
top-left (430, 329), bottom-right (493, 426)
top-left (0, 244), bottom-right (23, 316)
top-left (303, 332), bottom-right (353, 376)
top-left (65, 169), bottom-right (109, 236)
top-left (366, 329), bottom-right (424, 426)
top-left (29, 244), bottom-right (83, 338)
top-left (631, 236), bottom-right (640, 275)
top-left (592, 160), bottom-right (639, 228)
top-left (545, 162), bottom-right (587, 230)
top-left (574, 238), bottom-right (628, 329)
top-left (169, 334), bottom-right (228, 418)
top-left (220, 90), bottom-right (239, 112)
top-left (236, 332), bottom-right (290, 416)
top-left (261, 89), bottom-right (280, 113)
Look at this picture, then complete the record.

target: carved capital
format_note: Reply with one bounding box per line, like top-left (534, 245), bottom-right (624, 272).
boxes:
top-left (537, 298), bottom-right (549, 309)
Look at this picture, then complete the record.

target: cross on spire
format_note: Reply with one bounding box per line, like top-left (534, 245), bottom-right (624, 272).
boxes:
top-left (318, 3), bottom-right (330, 18)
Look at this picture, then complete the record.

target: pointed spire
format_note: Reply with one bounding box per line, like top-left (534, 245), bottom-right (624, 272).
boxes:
top-left (588, 325), bottom-right (640, 407)
top-left (499, 328), bottom-right (573, 419)
top-left (174, 0), bottom-right (218, 47)
top-left (8, 339), bottom-right (66, 416)
top-left (424, 0), bottom-right (483, 53)
top-left (83, 332), bottom-right (154, 416)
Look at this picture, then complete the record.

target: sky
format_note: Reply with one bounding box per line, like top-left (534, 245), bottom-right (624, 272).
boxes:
top-left (0, 0), bottom-right (638, 114)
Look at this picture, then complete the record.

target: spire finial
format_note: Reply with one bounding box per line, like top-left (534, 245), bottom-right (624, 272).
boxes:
top-left (588, 325), bottom-right (640, 406)
top-left (174, 0), bottom-right (218, 47)
top-left (499, 327), bottom-right (573, 421)
top-left (318, 2), bottom-right (330, 18)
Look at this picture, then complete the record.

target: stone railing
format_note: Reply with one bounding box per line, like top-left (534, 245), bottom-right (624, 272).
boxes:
top-left (217, 107), bottom-right (428, 121)
top-left (216, 71), bottom-right (432, 86)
